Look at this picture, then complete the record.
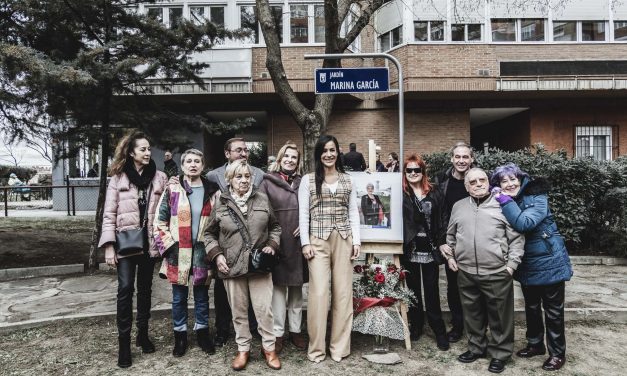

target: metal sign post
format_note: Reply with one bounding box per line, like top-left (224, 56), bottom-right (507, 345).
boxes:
top-left (304, 53), bottom-right (404, 166)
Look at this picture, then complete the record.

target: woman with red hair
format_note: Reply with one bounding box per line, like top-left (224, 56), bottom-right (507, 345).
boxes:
top-left (402, 153), bottom-right (449, 351)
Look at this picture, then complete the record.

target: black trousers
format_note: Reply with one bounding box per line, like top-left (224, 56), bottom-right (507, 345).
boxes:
top-left (403, 260), bottom-right (446, 336)
top-left (214, 278), bottom-right (257, 336)
top-left (117, 254), bottom-right (156, 337)
top-left (444, 263), bottom-right (465, 332)
top-left (521, 282), bottom-right (566, 357)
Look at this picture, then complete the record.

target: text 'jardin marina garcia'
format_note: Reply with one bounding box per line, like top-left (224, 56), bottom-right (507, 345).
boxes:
top-left (315, 67), bottom-right (390, 94)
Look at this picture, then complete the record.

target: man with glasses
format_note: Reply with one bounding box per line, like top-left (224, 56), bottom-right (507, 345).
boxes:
top-left (445, 168), bottom-right (524, 373)
top-left (435, 142), bottom-right (475, 343)
top-left (206, 137), bottom-right (264, 346)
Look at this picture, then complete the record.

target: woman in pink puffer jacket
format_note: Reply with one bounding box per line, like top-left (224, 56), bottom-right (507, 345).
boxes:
top-left (98, 131), bottom-right (167, 368)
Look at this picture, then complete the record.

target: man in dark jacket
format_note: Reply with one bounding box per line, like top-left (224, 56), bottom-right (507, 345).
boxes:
top-left (342, 143), bottom-right (367, 171)
top-left (163, 150), bottom-right (179, 178)
top-left (434, 142), bottom-right (475, 343)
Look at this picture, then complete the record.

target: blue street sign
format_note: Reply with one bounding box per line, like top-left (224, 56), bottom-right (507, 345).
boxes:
top-left (315, 67), bottom-right (390, 94)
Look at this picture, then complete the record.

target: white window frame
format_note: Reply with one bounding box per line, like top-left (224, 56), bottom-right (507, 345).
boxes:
top-left (379, 25), bottom-right (403, 51)
top-left (575, 126), bottom-right (613, 161)
top-left (189, 4), bottom-right (227, 28)
top-left (450, 23), bottom-right (484, 42)
top-left (413, 20), bottom-right (446, 43)
top-left (613, 20), bottom-right (627, 42)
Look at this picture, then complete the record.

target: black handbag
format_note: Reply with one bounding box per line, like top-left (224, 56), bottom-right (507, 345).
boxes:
top-left (227, 206), bottom-right (278, 274)
top-left (115, 184), bottom-right (152, 256)
top-left (412, 193), bottom-right (445, 265)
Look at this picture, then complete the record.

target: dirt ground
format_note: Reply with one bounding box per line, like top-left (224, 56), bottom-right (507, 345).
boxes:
top-left (0, 217), bottom-right (101, 269)
top-left (0, 317), bottom-right (625, 376)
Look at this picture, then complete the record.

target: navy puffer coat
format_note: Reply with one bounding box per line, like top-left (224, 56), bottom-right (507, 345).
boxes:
top-left (500, 177), bottom-right (573, 286)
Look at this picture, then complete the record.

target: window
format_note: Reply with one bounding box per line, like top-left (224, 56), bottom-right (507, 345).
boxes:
top-left (271, 5), bottom-right (283, 43)
top-left (190, 6), bottom-right (225, 28)
top-left (414, 21), bottom-right (445, 42)
top-left (491, 19), bottom-right (516, 41)
top-left (452, 24), bottom-right (483, 42)
top-left (168, 7), bottom-right (183, 29)
top-left (240, 6), bottom-right (258, 44)
top-left (521, 19), bottom-right (545, 41)
top-left (379, 26), bottom-right (403, 51)
top-left (575, 126), bottom-right (614, 161)
top-left (582, 21), bottom-right (606, 41)
top-left (615, 21), bottom-right (627, 41)
top-left (314, 5), bottom-right (325, 42)
top-left (291, 5), bottom-right (308, 43)
top-left (146, 7), bottom-right (163, 23)
top-left (553, 21), bottom-right (577, 41)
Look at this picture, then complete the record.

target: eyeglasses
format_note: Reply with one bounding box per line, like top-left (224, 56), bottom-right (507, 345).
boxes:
top-left (230, 147), bottom-right (249, 154)
top-left (405, 167), bottom-right (422, 174)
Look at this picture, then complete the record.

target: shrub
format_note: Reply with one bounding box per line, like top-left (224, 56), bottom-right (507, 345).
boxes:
top-left (423, 146), bottom-right (627, 256)
top-left (0, 165), bottom-right (38, 185)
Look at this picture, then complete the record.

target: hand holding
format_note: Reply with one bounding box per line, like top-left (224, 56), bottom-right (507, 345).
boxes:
top-left (302, 245), bottom-right (315, 260)
top-left (216, 255), bottom-right (229, 274)
top-left (261, 246), bottom-right (275, 255)
top-left (439, 244), bottom-right (454, 258)
top-left (168, 176), bottom-right (180, 188)
top-left (506, 266), bottom-right (514, 276)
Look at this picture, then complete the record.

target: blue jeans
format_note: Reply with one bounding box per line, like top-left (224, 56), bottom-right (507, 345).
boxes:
top-left (172, 284), bottom-right (209, 332)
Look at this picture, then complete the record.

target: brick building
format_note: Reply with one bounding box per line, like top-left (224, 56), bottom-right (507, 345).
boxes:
top-left (139, 0), bottom-right (627, 165)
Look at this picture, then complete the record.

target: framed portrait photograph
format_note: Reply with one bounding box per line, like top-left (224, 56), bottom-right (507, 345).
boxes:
top-left (349, 172), bottom-right (403, 242)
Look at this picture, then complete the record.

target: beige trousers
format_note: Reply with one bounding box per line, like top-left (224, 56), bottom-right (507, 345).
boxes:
top-left (307, 230), bottom-right (353, 362)
top-left (223, 273), bottom-right (275, 352)
top-left (272, 285), bottom-right (304, 336)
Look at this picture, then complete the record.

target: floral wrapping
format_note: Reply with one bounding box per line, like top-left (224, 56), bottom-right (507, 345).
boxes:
top-left (352, 305), bottom-right (407, 340)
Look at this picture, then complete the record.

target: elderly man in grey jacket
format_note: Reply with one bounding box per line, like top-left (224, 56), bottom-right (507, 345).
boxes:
top-left (444, 168), bottom-right (525, 374)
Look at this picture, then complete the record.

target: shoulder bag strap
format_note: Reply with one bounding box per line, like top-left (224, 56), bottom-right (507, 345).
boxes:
top-left (226, 205), bottom-right (252, 249)
top-left (141, 183), bottom-right (153, 229)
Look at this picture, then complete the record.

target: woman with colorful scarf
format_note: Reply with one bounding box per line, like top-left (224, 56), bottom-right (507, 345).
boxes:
top-left (153, 149), bottom-right (220, 357)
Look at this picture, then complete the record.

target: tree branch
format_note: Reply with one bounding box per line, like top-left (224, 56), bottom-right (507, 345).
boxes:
top-left (337, 0), bottom-right (386, 52)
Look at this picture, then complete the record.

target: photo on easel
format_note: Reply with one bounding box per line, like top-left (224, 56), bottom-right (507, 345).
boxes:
top-left (349, 172), bottom-right (403, 242)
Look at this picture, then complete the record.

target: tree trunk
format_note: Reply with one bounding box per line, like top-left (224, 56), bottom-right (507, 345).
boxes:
top-left (88, 122), bottom-right (110, 271)
top-left (301, 113), bottom-right (324, 173)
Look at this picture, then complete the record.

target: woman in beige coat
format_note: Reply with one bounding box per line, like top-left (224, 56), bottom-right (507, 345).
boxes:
top-left (98, 131), bottom-right (167, 368)
top-left (204, 159), bottom-right (282, 371)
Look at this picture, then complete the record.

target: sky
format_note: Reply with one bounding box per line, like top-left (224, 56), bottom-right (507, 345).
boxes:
top-left (0, 141), bottom-right (51, 167)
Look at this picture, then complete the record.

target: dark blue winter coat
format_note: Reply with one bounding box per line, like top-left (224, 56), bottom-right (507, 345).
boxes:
top-left (500, 177), bottom-right (573, 286)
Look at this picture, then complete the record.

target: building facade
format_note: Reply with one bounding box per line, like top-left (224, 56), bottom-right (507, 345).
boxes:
top-left (138, 0), bottom-right (627, 164)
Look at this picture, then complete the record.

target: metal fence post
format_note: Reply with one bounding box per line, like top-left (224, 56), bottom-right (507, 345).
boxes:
top-left (3, 187), bottom-right (7, 217)
top-left (66, 175), bottom-right (71, 216)
top-left (71, 186), bottom-right (76, 216)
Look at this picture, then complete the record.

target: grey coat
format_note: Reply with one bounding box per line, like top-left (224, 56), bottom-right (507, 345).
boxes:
top-left (259, 172), bottom-right (308, 286)
top-left (206, 163), bottom-right (264, 192)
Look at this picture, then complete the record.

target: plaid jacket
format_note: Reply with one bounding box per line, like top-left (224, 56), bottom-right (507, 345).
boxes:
top-left (308, 172), bottom-right (353, 240)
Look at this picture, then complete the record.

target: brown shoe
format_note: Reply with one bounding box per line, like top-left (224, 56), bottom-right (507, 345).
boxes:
top-left (261, 348), bottom-right (282, 370)
top-left (542, 356), bottom-right (566, 371)
top-left (275, 336), bottom-right (284, 354)
top-left (289, 332), bottom-right (307, 350)
top-left (231, 351), bottom-right (249, 371)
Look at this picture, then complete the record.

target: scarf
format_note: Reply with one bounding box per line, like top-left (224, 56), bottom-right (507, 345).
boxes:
top-left (123, 159), bottom-right (157, 189)
top-left (279, 168), bottom-right (296, 185)
top-left (230, 186), bottom-right (252, 216)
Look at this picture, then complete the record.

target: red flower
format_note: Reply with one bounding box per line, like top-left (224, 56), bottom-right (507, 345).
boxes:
top-left (353, 265), bottom-right (363, 274)
top-left (374, 273), bottom-right (385, 283)
top-left (387, 265), bottom-right (397, 273)
top-left (399, 271), bottom-right (406, 280)
top-left (375, 267), bottom-right (382, 273)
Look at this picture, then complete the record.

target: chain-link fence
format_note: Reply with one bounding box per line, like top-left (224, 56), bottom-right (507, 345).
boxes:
top-left (1, 180), bottom-right (100, 217)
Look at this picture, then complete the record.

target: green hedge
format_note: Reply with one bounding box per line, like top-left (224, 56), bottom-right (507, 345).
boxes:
top-left (423, 146), bottom-right (627, 256)
top-left (0, 165), bottom-right (38, 185)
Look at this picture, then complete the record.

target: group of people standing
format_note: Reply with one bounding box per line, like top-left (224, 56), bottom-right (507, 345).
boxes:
top-left (100, 132), bottom-right (572, 373)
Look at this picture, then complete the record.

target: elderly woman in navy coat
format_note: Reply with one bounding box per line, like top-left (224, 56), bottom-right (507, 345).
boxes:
top-left (491, 163), bottom-right (573, 372)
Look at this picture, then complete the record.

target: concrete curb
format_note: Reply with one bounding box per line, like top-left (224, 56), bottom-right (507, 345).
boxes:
top-left (2, 307), bottom-right (627, 334)
top-left (0, 256), bottom-right (624, 281)
top-left (0, 264), bottom-right (84, 281)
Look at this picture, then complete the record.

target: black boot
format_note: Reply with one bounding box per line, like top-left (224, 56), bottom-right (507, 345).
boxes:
top-left (118, 336), bottom-right (132, 368)
top-left (136, 325), bottom-right (156, 354)
top-left (196, 328), bottom-right (216, 355)
top-left (172, 330), bottom-right (188, 357)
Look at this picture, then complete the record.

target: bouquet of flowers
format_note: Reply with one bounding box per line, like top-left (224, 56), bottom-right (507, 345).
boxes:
top-left (352, 260), bottom-right (416, 341)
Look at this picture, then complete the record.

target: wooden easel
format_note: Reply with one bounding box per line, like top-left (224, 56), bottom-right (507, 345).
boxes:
top-left (361, 240), bottom-right (411, 350)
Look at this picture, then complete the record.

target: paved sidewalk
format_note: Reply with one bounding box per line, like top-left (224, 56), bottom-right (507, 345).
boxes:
top-left (1, 264), bottom-right (626, 331)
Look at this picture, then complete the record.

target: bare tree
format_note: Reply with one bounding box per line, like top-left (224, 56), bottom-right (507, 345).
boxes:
top-left (0, 133), bottom-right (25, 167)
